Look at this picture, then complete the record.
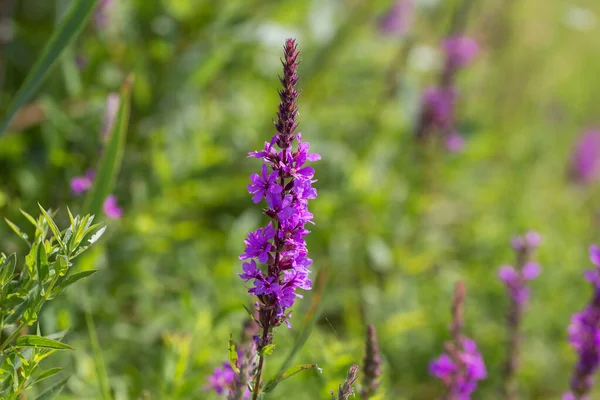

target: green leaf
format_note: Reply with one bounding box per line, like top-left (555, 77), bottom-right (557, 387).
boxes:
top-left (228, 334), bottom-right (239, 374)
top-left (55, 255), bottom-right (69, 277)
top-left (36, 242), bottom-right (49, 285)
top-left (16, 336), bottom-right (74, 350)
top-left (83, 76), bottom-right (133, 216)
top-left (0, 253), bottom-right (17, 285)
top-left (5, 218), bottom-right (30, 245)
top-left (261, 364), bottom-right (320, 393)
top-left (35, 376), bottom-right (70, 400)
top-left (259, 344), bottom-right (276, 357)
top-left (88, 226), bottom-right (106, 245)
top-left (51, 270), bottom-right (97, 297)
top-left (0, 0), bottom-right (98, 135)
top-left (32, 367), bottom-right (63, 385)
top-left (38, 205), bottom-right (64, 250)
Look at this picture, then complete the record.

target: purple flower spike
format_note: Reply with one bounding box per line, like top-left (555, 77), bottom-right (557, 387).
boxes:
top-left (443, 36), bottom-right (480, 69)
top-left (566, 244), bottom-right (600, 399)
top-left (500, 232), bottom-right (541, 397)
top-left (570, 130), bottom-right (600, 184)
top-left (241, 39), bottom-right (318, 334)
top-left (430, 282), bottom-right (486, 399)
top-left (103, 195), bottom-right (123, 220)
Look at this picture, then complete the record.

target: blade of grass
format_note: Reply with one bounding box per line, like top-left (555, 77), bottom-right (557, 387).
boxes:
top-left (0, 0), bottom-right (98, 135)
top-left (277, 267), bottom-right (327, 373)
top-left (82, 75), bottom-right (133, 217)
top-left (85, 309), bottom-right (112, 400)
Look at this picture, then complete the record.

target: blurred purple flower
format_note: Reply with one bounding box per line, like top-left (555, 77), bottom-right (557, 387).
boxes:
top-left (94, 0), bottom-right (113, 30)
top-left (378, 0), bottom-right (414, 36)
top-left (430, 282), bottom-right (486, 399)
top-left (566, 245), bottom-right (600, 399)
top-left (430, 337), bottom-right (487, 398)
top-left (443, 36), bottom-right (480, 69)
top-left (420, 86), bottom-right (457, 132)
top-left (498, 262), bottom-right (540, 304)
top-left (70, 169), bottom-right (95, 195)
top-left (102, 195), bottom-right (123, 220)
top-left (570, 130), bottom-right (600, 184)
top-left (102, 93), bottom-right (120, 140)
top-left (204, 362), bottom-right (236, 396)
top-left (446, 133), bottom-right (465, 153)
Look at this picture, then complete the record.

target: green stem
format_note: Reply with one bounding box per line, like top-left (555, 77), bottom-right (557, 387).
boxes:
top-left (0, 321), bottom-right (26, 353)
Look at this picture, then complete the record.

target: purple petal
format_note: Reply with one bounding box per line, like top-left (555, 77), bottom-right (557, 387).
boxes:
top-left (522, 262), bottom-right (541, 281)
top-left (590, 245), bottom-right (600, 266)
top-left (498, 265), bottom-right (517, 283)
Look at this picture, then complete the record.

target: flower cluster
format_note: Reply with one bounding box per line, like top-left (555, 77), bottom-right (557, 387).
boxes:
top-left (499, 231), bottom-right (541, 398)
top-left (430, 281), bottom-right (486, 399)
top-left (430, 337), bottom-right (487, 399)
top-left (564, 245), bottom-right (600, 399)
top-left (570, 130), bottom-right (600, 184)
top-left (204, 362), bottom-right (237, 397)
top-left (416, 35), bottom-right (479, 152)
top-left (239, 39), bottom-right (319, 330)
top-left (498, 231), bottom-right (542, 305)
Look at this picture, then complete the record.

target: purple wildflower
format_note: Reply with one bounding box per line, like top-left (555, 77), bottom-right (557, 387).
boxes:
top-left (570, 130), bottom-right (600, 184)
top-left (70, 169), bottom-right (95, 195)
top-left (204, 362), bottom-right (236, 396)
top-left (240, 224), bottom-right (276, 264)
top-left (241, 39), bottom-right (318, 400)
top-left (565, 245), bottom-right (600, 399)
top-left (102, 195), bottom-right (123, 220)
top-left (499, 232), bottom-right (542, 398)
top-left (241, 38), bottom-right (318, 329)
top-left (415, 35), bottom-right (480, 152)
top-left (442, 36), bottom-right (480, 70)
top-left (430, 281), bottom-right (486, 399)
top-left (378, 0), bottom-right (414, 36)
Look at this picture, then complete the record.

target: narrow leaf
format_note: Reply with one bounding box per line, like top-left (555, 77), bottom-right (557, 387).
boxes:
top-left (16, 335), bottom-right (74, 350)
top-left (36, 242), bottom-right (49, 284)
top-left (52, 270), bottom-right (96, 297)
top-left (38, 205), bottom-right (64, 249)
top-left (83, 75), bottom-right (133, 216)
top-left (33, 367), bottom-right (63, 384)
top-left (0, 0), bottom-right (98, 135)
top-left (0, 253), bottom-right (17, 285)
top-left (262, 364), bottom-right (319, 393)
top-left (228, 334), bottom-right (240, 374)
top-left (35, 376), bottom-right (70, 400)
top-left (259, 344), bottom-right (276, 357)
top-left (5, 218), bottom-right (30, 244)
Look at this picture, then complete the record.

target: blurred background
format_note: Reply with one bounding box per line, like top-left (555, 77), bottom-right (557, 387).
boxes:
top-left (1, 0), bottom-right (600, 398)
